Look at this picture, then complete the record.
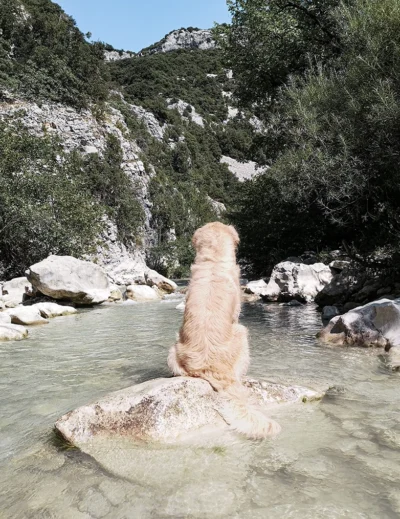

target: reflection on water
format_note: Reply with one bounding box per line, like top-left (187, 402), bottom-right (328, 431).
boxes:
top-left (0, 299), bottom-right (399, 518)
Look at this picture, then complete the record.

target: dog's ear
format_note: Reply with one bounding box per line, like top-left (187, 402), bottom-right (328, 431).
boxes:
top-left (228, 225), bottom-right (240, 246)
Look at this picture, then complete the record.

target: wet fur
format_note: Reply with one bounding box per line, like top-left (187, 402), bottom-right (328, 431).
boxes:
top-left (168, 222), bottom-right (280, 439)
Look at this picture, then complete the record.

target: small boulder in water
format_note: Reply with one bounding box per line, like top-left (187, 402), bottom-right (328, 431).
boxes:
top-left (145, 270), bottom-right (177, 294)
top-left (126, 285), bottom-right (161, 302)
top-left (0, 323), bottom-right (28, 341)
top-left (317, 298), bottom-right (400, 349)
top-left (32, 302), bottom-right (77, 319)
top-left (5, 306), bottom-right (49, 326)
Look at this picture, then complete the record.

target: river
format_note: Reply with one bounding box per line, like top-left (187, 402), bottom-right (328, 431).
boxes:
top-left (0, 296), bottom-right (399, 518)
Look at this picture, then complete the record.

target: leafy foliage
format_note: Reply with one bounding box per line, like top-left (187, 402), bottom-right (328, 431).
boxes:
top-left (226, 0), bottom-right (400, 275)
top-left (0, 0), bottom-right (109, 107)
top-left (0, 121), bottom-right (102, 277)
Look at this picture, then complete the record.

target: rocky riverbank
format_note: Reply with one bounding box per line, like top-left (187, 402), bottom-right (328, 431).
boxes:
top-left (0, 255), bottom-right (178, 342)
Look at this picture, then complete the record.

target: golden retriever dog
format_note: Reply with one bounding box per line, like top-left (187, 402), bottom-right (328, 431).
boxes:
top-left (168, 222), bottom-right (281, 439)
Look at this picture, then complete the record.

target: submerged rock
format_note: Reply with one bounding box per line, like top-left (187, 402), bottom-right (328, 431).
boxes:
top-left (55, 377), bottom-right (323, 447)
top-left (262, 261), bottom-right (332, 303)
top-left (26, 255), bottom-right (110, 305)
top-left (317, 298), bottom-right (400, 349)
top-left (0, 323), bottom-right (29, 341)
top-left (322, 305), bottom-right (340, 320)
top-left (145, 270), bottom-right (177, 294)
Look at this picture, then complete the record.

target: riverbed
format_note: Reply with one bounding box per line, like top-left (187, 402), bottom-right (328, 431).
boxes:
top-left (0, 298), bottom-right (399, 518)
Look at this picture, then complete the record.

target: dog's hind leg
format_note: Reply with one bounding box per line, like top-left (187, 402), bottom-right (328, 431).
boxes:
top-left (167, 343), bottom-right (189, 376)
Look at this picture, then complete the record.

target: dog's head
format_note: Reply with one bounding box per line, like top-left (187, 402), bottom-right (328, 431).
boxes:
top-left (192, 222), bottom-right (240, 259)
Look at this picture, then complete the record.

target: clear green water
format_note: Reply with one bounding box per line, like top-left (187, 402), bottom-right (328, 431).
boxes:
top-left (0, 298), bottom-right (399, 518)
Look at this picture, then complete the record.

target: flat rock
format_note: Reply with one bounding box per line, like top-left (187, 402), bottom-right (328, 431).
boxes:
top-left (0, 312), bottom-right (11, 324)
top-left (126, 284), bottom-right (161, 302)
top-left (55, 377), bottom-right (324, 448)
top-left (0, 323), bottom-right (29, 341)
top-left (26, 255), bottom-right (110, 305)
top-left (5, 306), bottom-right (49, 326)
top-left (32, 302), bottom-right (77, 318)
top-left (317, 298), bottom-right (400, 348)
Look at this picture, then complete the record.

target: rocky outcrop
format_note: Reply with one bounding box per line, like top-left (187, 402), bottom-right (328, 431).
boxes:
top-left (126, 284), bottom-right (161, 302)
top-left (104, 50), bottom-right (135, 62)
top-left (0, 323), bottom-right (28, 341)
top-left (262, 261), bottom-right (333, 303)
top-left (26, 256), bottom-right (110, 305)
top-left (145, 270), bottom-right (177, 294)
top-left (167, 99), bottom-right (204, 127)
top-left (220, 156), bottom-right (260, 182)
top-left (55, 377), bottom-right (323, 446)
top-left (142, 29), bottom-right (216, 55)
top-left (317, 298), bottom-right (400, 350)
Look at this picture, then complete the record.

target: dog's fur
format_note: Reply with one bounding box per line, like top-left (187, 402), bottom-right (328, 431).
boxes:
top-left (168, 222), bottom-right (281, 439)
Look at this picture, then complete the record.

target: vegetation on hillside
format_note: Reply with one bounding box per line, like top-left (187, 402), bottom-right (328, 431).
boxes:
top-left (0, 119), bottom-right (144, 278)
top-left (0, 0), bottom-right (109, 108)
top-left (219, 0), bottom-right (400, 276)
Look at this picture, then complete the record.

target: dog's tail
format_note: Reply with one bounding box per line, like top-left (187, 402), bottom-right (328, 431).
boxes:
top-left (204, 374), bottom-right (281, 439)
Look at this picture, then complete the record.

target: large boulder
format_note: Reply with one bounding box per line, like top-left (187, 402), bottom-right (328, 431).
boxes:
top-left (145, 269), bottom-right (177, 294)
top-left (26, 256), bottom-right (110, 305)
top-left (262, 262), bottom-right (333, 303)
top-left (1, 277), bottom-right (32, 306)
top-left (317, 298), bottom-right (400, 348)
top-left (55, 377), bottom-right (323, 447)
top-left (0, 313), bottom-right (11, 324)
top-left (126, 284), bottom-right (161, 302)
top-left (0, 323), bottom-right (29, 341)
top-left (5, 306), bottom-right (49, 326)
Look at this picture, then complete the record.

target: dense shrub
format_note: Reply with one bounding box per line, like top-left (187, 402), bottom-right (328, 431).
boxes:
top-left (0, 0), bottom-right (109, 107)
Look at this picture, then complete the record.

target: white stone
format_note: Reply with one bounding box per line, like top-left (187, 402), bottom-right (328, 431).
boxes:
top-left (145, 270), bottom-right (177, 294)
top-left (1, 277), bottom-right (32, 305)
top-left (245, 279), bottom-right (268, 296)
top-left (318, 298), bottom-right (400, 349)
top-left (32, 302), bottom-right (77, 318)
top-left (145, 29), bottom-right (216, 55)
top-left (26, 255), bottom-right (110, 305)
top-left (5, 306), bottom-right (48, 325)
top-left (221, 156), bottom-right (260, 182)
top-left (126, 284), bottom-right (161, 302)
top-left (0, 313), bottom-right (11, 324)
top-left (263, 261), bottom-right (333, 303)
top-left (0, 323), bottom-right (29, 341)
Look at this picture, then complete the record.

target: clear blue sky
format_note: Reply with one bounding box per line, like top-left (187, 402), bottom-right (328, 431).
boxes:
top-left (56, 1), bottom-right (231, 52)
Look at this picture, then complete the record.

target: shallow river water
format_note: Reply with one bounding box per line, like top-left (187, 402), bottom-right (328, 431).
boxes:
top-left (0, 296), bottom-right (399, 519)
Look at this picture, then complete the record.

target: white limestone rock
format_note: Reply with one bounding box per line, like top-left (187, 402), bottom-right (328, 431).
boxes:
top-left (5, 306), bottom-right (49, 326)
top-left (145, 270), bottom-right (177, 294)
top-left (126, 285), bottom-right (161, 302)
top-left (0, 323), bottom-right (29, 341)
top-left (317, 298), bottom-right (400, 349)
top-left (263, 261), bottom-right (333, 303)
top-left (26, 255), bottom-right (110, 305)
